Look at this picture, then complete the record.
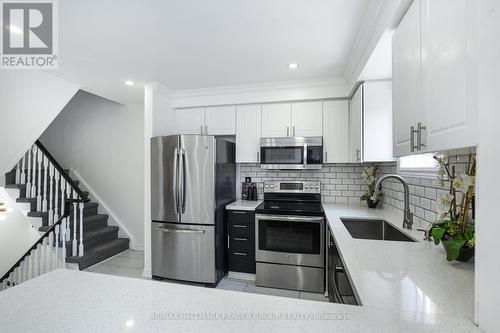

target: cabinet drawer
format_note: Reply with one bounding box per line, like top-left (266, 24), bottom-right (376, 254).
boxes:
top-left (229, 250), bottom-right (256, 274)
top-left (229, 222), bottom-right (254, 238)
top-left (230, 235), bottom-right (254, 252)
top-left (227, 210), bottom-right (255, 224)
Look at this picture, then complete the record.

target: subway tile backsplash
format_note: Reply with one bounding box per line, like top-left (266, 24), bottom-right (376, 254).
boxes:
top-left (238, 154), bottom-right (473, 229)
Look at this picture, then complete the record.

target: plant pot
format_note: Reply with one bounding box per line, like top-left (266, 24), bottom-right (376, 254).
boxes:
top-left (366, 199), bottom-right (379, 209)
top-left (441, 241), bottom-right (475, 262)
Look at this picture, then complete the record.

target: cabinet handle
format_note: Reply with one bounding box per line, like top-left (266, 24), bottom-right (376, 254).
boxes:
top-left (325, 151), bottom-right (328, 163)
top-left (410, 126), bottom-right (418, 152)
top-left (286, 126), bottom-right (290, 137)
top-left (257, 151), bottom-right (260, 162)
top-left (231, 211), bottom-right (247, 214)
top-left (417, 122), bottom-right (426, 150)
top-left (293, 126), bottom-right (296, 136)
top-left (227, 235), bottom-right (230, 249)
top-left (233, 252), bottom-right (248, 256)
top-left (233, 224), bottom-right (247, 228)
top-left (205, 125), bottom-right (208, 135)
top-left (233, 237), bottom-right (248, 241)
top-left (356, 149), bottom-right (361, 162)
top-left (201, 125), bottom-right (204, 135)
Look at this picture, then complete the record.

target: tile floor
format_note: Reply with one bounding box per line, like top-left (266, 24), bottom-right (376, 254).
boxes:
top-left (85, 249), bottom-right (328, 303)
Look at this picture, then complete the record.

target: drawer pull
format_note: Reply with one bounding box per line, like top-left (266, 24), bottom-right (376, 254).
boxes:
top-left (232, 211), bottom-right (247, 214)
top-left (233, 225), bottom-right (247, 229)
top-left (233, 237), bottom-right (248, 241)
top-left (233, 252), bottom-right (248, 256)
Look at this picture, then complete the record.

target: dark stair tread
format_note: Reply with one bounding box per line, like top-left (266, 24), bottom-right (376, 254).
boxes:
top-left (63, 226), bottom-right (118, 244)
top-left (27, 211), bottom-right (48, 218)
top-left (66, 238), bottom-right (130, 270)
top-left (39, 215), bottom-right (109, 232)
top-left (16, 197), bottom-right (37, 203)
top-left (5, 184), bottom-right (26, 189)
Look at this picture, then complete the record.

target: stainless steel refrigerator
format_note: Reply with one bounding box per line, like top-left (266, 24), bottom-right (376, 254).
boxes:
top-left (151, 135), bottom-right (235, 285)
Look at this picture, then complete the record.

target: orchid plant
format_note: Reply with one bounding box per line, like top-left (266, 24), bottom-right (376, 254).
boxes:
top-left (360, 164), bottom-right (383, 205)
top-left (429, 154), bottom-right (476, 261)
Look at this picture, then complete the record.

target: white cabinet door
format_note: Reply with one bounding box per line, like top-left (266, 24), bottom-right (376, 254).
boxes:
top-left (363, 80), bottom-right (395, 162)
top-left (205, 106), bottom-right (236, 135)
top-left (174, 107), bottom-right (205, 135)
top-left (349, 86), bottom-right (363, 163)
top-left (323, 101), bottom-right (349, 163)
top-left (236, 104), bottom-right (262, 163)
top-left (291, 101), bottom-right (323, 137)
top-left (392, 0), bottom-right (421, 157)
top-left (261, 103), bottom-right (292, 138)
top-left (421, 0), bottom-right (477, 152)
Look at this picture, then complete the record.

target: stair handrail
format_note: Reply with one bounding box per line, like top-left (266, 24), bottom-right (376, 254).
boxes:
top-left (35, 140), bottom-right (88, 200)
top-left (0, 198), bottom-right (89, 286)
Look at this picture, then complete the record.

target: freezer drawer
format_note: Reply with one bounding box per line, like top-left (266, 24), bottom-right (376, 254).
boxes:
top-left (151, 222), bottom-right (216, 283)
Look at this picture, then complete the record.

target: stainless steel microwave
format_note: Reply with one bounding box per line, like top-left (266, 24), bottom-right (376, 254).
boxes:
top-left (260, 137), bottom-right (323, 170)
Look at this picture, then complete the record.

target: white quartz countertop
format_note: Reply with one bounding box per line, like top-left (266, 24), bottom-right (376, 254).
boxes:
top-left (0, 269), bottom-right (478, 332)
top-left (322, 203), bottom-right (475, 322)
top-left (226, 200), bottom-right (262, 211)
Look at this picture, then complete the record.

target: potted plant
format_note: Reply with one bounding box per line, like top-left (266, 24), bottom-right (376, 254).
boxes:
top-left (360, 164), bottom-right (383, 208)
top-left (429, 154), bottom-right (476, 262)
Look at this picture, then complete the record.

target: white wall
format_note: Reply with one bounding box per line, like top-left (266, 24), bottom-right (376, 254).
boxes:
top-left (0, 71), bottom-right (80, 185)
top-left (39, 91), bottom-right (145, 249)
top-left (475, 1), bottom-right (500, 332)
top-left (0, 188), bottom-right (40, 277)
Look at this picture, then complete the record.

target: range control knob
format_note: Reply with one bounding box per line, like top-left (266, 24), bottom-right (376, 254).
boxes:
top-left (270, 184), bottom-right (274, 189)
top-left (305, 186), bottom-right (309, 189)
top-left (265, 185), bottom-right (269, 188)
top-left (315, 185), bottom-right (319, 190)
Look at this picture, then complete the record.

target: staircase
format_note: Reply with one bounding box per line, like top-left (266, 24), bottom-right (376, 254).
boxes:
top-left (3, 141), bottom-right (129, 272)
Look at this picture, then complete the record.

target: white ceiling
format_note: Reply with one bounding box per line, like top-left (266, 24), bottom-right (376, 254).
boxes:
top-left (53, 0), bottom-right (372, 104)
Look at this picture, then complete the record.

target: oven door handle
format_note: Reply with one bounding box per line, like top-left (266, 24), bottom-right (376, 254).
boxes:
top-left (255, 214), bottom-right (324, 223)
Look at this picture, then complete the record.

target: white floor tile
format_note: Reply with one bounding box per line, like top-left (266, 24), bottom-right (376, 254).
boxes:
top-left (105, 256), bottom-right (144, 269)
top-left (299, 291), bottom-right (329, 302)
top-left (116, 249), bottom-right (144, 259)
top-left (85, 264), bottom-right (119, 274)
top-left (216, 278), bottom-right (247, 292)
top-left (110, 267), bottom-right (144, 279)
top-left (243, 283), bottom-right (300, 299)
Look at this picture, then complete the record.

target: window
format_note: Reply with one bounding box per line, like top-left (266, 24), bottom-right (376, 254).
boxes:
top-left (397, 153), bottom-right (438, 176)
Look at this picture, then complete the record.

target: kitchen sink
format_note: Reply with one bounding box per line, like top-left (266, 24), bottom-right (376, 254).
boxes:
top-left (340, 218), bottom-right (417, 242)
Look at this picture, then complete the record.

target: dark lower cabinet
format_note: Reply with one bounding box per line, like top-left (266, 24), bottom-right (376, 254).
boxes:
top-left (227, 210), bottom-right (256, 273)
top-left (328, 226), bottom-right (359, 305)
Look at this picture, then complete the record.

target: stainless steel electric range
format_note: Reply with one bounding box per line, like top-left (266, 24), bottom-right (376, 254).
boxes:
top-left (255, 181), bottom-right (325, 293)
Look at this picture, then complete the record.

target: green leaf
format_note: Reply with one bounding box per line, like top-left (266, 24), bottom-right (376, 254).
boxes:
top-left (444, 239), bottom-right (467, 261)
top-left (430, 227), bottom-right (446, 245)
top-left (464, 224), bottom-right (475, 241)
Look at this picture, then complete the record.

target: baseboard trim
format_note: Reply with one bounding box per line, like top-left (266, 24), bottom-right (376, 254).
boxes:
top-left (227, 271), bottom-right (256, 282)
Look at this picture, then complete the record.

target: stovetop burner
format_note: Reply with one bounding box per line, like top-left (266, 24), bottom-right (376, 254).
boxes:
top-left (255, 200), bottom-right (324, 216)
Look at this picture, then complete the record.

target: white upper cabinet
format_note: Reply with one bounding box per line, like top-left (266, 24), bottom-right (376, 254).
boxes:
top-left (363, 80), bottom-right (395, 162)
top-left (392, 0), bottom-right (421, 157)
top-left (420, 0), bottom-right (477, 152)
top-left (392, 0), bottom-right (477, 156)
top-left (323, 100), bottom-right (349, 163)
top-left (236, 104), bottom-right (262, 163)
top-left (291, 102), bottom-right (323, 137)
top-left (349, 86), bottom-right (363, 163)
top-left (205, 106), bottom-right (236, 135)
top-left (174, 107), bottom-right (206, 135)
top-left (261, 103), bottom-right (292, 138)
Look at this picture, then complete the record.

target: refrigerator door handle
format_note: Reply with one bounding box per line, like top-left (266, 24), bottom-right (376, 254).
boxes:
top-left (156, 227), bottom-right (205, 234)
top-left (180, 148), bottom-right (187, 213)
top-left (173, 147), bottom-right (179, 214)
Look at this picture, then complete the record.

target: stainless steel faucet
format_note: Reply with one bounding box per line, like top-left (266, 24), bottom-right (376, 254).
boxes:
top-left (371, 174), bottom-right (414, 229)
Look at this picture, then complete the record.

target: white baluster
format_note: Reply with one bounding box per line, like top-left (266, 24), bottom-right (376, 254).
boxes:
top-left (40, 241), bottom-right (46, 275)
top-left (31, 147), bottom-right (38, 198)
top-left (25, 255), bottom-right (31, 281)
top-left (16, 158), bottom-right (21, 184)
top-left (61, 218), bottom-right (67, 268)
top-left (12, 268), bottom-right (17, 286)
top-left (72, 192), bottom-right (78, 257)
top-left (79, 201), bottom-right (84, 257)
top-left (46, 233), bottom-right (53, 272)
top-left (36, 151), bottom-right (43, 211)
top-left (53, 170), bottom-right (60, 222)
top-left (20, 153), bottom-right (26, 185)
top-left (26, 147), bottom-right (33, 198)
top-left (1, 279), bottom-right (6, 290)
top-left (48, 164), bottom-right (54, 224)
top-left (54, 225), bottom-right (60, 269)
top-left (63, 183), bottom-right (70, 240)
top-left (17, 263), bottom-right (23, 284)
top-left (42, 157), bottom-right (49, 212)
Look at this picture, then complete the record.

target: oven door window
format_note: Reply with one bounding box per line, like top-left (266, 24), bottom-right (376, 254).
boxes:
top-left (260, 147), bottom-right (304, 165)
top-left (258, 220), bottom-right (320, 254)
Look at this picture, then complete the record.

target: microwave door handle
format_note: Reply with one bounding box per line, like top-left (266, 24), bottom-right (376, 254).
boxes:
top-left (303, 143), bottom-right (308, 168)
